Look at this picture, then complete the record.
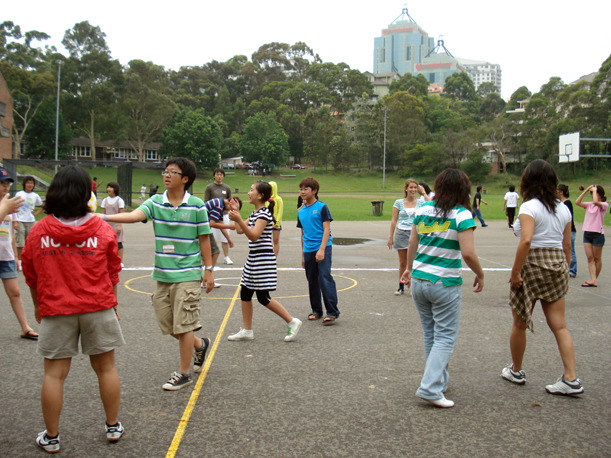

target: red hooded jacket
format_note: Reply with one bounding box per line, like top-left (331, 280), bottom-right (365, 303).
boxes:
top-left (22, 215), bottom-right (122, 317)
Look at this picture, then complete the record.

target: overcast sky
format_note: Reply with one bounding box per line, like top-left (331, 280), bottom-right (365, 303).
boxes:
top-left (4, 0), bottom-right (610, 100)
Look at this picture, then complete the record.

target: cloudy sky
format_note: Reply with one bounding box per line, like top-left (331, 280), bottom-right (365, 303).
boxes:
top-left (4, 0), bottom-right (610, 100)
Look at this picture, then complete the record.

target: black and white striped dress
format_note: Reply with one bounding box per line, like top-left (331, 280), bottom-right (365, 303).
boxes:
top-left (241, 207), bottom-right (277, 290)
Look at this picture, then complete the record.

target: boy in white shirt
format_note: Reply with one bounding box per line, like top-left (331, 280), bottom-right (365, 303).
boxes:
top-left (504, 185), bottom-right (520, 228)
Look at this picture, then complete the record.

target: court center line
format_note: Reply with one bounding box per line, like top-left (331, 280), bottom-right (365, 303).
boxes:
top-left (165, 283), bottom-right (241, 458)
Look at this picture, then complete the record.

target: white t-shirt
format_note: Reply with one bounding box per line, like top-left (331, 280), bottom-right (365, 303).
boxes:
top-left (513, 199), bottom-right (571, 249)
top-left (504, 191), bottom-right (519, 208)
top-left (101, 195), bottom-right (125, 212)
top-left (15, 190), bottom-right (43, 223)
top-left (0, 214), bottom-right (15, 261)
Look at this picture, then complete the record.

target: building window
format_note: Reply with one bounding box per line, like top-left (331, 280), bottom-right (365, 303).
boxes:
top-left (378, 48), bottom-right (386, 63)
top-left (75, 145), bottom-right (91, 157)
top-left (129, 150), bottom-right (138, 160)
top-left (113, 149), bottom-right (126, 159)
top-left (145, 149), bottom-right (158, 161)
top-left (405, 46), bottom-right (411, 61)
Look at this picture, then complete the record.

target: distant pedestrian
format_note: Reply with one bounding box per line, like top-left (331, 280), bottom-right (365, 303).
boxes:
top-left (205, 169), bottom-right (234, 265)
top-left (14, 176), bottom-right (43, 267)
top-left (502, 159), bottom-right (583, 396)
top-left (205, 197), bottom-right (242, 288)
top-left (575, 184), bottom-right (607, 287)
top-left (101, 182), bottom-right (126, 262)
top-left (92, 177), bottom-right (103, 197)
top-left (504, 185), bottom-right (520, 228)
top-left (298, 177), bottom-right (340, 325)
top-left (22, 166), bottom-right (125, 453)
top-left (401, 168), bottom-right (484, 408)
top-left (557, 184), bottom-right (577, 278)
top-left (140, 184), bottom-right (146, 199)
top-left (227, 181), bottom-right (302, 342)
top-left (267, 181), bottom-right (283, 257)
top-left (472, 185), bottom-right (488, 227)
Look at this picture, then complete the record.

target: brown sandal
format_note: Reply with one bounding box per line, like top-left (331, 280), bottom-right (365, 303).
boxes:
top-left (322, 316), bottom-right (337, 326)
top-left (308, 313), bottom-right (322, 321)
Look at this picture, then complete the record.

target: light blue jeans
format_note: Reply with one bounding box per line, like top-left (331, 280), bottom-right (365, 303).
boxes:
top-left (411, 278), bottom-right (462, 400)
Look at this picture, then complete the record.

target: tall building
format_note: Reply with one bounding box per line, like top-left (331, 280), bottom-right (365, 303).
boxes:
top-left (373, 6), bottom-right (501, 93)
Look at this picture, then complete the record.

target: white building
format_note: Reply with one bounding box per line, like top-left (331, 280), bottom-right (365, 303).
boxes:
top-left (457, 58), bottom-right (502, 93)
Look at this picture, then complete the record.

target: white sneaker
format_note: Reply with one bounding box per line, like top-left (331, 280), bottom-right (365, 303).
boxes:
top-left (545, 376), bottom-right (584, 396)
top-left (214, 282), bottom-right (221, 288)
top-left (284, 318), bottom-right (302, 342)
top-left (394, 288), bottom-right (404, 296)
top-left (228, 328), bottom-right (254, 341)
top-left (421, 396), bottom-right (455, 408)
top-left (501, 364), bottom-right (526, 385)
top-left (224, 256), bottom-right (233, 265)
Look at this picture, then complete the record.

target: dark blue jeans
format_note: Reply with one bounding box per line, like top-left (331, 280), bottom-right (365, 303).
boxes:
top-left (472, 208), bottom-right (486, 226)
top-left (304, 245), bottom-right (339, 317)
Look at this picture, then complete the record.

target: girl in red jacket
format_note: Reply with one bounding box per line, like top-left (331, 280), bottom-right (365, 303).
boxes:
top-left (22, 166), bottom-right (125, 453)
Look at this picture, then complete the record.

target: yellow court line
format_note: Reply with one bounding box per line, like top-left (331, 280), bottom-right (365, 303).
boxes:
top-left (165, 283), bottom-right (242, 458)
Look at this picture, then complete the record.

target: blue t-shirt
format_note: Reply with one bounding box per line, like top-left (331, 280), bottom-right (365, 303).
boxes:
top-left (297, 200), bottom-right (333, 253)
top-left (205, 198), bottom-right (225, 223)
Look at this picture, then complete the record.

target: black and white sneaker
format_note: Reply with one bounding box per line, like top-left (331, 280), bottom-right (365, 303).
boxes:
top-left (193, 337), bottom-right (210, 373)
top-left (105, 422), bottom-right (125, 442)
top-left (162, 371), bottom-right (192, 391)
top-left (545, 376), bottom-right (584, 396)
top-left (36, 430), bottom-right (60, 454)
top-left (501, 364), bottom-right (526, 385)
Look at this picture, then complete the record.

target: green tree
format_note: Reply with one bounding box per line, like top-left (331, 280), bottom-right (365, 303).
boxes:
top-left (383, 91), bottom-right (426, 167)
top-left (238, 112), bottom-right (289, 166)
top-left (23, 98), bottom-right (71, 158)
top-left (389, 73), bottom-right (429, 97)
top-left (461, 150), bottom-right (491, 183)
top-left (121, 59), bottom-right (176, 161)
top-left (443, 72), bottom-right (477, 102)
top-left (160, 108), bottom-right (223, 167)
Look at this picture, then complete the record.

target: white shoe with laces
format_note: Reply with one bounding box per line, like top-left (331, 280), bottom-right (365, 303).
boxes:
top-left (224, 256), bottom-right (233, 265)
top-left (284, 318), bottom-right (302, 342)
top-left (228, 328), bottom-right (254, 341)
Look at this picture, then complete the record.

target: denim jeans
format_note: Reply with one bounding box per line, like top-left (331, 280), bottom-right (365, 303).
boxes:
top-left (472, 208), bottom-right (486, 226)
top-left (570, 231), bottom-right (577, 276)
top-left (303, 245), bottom-right (339, 317)
top-left (411, 278), bottom-right (461, 400)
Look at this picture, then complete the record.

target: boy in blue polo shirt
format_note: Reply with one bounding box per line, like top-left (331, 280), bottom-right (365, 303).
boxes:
top-left (297, 177), bottom-right (339, 325)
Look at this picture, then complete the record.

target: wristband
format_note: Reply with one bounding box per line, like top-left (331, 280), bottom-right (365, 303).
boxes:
top-left (103, 214), bottom-right (107, 221)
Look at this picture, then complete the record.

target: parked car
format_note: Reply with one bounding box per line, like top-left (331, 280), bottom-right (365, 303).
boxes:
top-left (290, 164), bottom-right (306, 169)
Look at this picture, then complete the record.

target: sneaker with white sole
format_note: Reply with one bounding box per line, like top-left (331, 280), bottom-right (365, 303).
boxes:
top-left (420, 396), bottom-right (455, 408)
top-left (284, 318), bottom-right (302, 342)
top-left (193, 337), bottom-right (210, 373)
top-left (394, 288), bottom-right (404, 296)
top-left (228, 328), bottom-right (254, 341)
top-left (105, 422), bottom-right (124, 442)
top-left (501, 364), bottom-right (526, 385)
top-left (224, 256), bottom-right (233, 265)
top-left (36, 430), bottom-right (60, 454)
top-left (162, 371), bottom-right (192, 391)
top-left (545, 376), bottom-right (584, 396)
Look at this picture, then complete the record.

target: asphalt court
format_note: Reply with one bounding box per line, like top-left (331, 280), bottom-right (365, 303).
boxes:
top-left (1, 219), bottom-right (609, 457)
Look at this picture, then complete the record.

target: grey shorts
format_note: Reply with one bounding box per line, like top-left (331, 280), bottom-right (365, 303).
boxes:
top-left (16, 221), bottom-right (35, 247)
top-left (38, 308), bottom-right (125, 359)
top-left (393, 229), bottom-right (411, 250)
top-left (152, 281), bottom-right (202, 335)
top-left (209, 233), bottom-right (220, 256)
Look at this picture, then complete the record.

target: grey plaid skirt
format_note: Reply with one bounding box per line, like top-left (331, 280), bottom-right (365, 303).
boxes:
top-left (509, 247), bottom-right (568, 332)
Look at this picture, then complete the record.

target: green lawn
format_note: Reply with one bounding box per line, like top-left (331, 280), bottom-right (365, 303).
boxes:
top-left (15, 164), bottom-right (611, 225)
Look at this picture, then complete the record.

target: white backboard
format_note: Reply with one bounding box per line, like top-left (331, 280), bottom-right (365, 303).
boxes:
top-left (559, 132), bottom-right (580, 163)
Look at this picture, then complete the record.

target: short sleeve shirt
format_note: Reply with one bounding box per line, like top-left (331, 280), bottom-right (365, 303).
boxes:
top-left (15, 191), bottom-right (42, 223)
top-left (513, 199), bottom-right (571, 249)
top-left (138, 191), bottom-right (211, 282)
top-left (297, 200), bottom-right (333, 253)
top-left (393, 197), bottom-right (424, 231)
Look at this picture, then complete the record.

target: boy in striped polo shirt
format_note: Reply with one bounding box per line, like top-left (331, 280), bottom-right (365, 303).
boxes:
top-left (102, 158), bottom-right (215, 391)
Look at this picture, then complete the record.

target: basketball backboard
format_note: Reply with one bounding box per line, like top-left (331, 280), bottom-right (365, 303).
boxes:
top-left (559, 132), bottom-right (580, 163)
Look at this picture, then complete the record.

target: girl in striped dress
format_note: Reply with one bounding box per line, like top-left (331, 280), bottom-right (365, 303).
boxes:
top-left (227, 181), bottom-right (302, 342)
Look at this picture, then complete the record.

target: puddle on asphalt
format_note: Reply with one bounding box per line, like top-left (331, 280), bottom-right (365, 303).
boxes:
top-left (333, 237), bottom-right (371, 246)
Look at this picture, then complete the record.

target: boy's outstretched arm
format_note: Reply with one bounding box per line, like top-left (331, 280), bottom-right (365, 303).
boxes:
top-left (96, 209), bottom-right (147, 224)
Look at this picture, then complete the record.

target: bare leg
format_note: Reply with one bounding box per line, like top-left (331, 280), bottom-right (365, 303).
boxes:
top-left (583, 243), bottom-right (598, 285)
top-left (3, 277), bottom-right (36, 335)
top-left (90, 351), bottom-right (121, 425)
top-left (592, 245), bottom-right (603, 280)
top-left (397, 249), bottom-right (407, 285)
top-left (272, 230), bottom-right (280, 258)
top-left (509, 307), bottom-right (530, 371)
top-left (265, 298), bottom-right (292, 323)
top-left (170, 331), bottom-right (198, 373)
top-left (541, 298), bottom-right (577, 380)
top-left (221, 242), bottom-right (229, 258)
top-left (41, 358), bottom-right (71, 437)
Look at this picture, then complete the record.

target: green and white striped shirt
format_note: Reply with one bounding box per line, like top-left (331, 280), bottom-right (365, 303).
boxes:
top-left (412, 201), bottom-right (475, 286)
top-left (138, 191), bottom-right (211, 283)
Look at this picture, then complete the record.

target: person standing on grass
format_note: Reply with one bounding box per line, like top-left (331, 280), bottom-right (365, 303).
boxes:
top-left (297, 177), bottom-right (340, 325)
top-left (0, 168), bottom-right (39, 341)
top-left (22, 166), bottom-right (125, 453)
top-left (99, 158), bottom-right (215, 391)
top-left (575, 184), bottom-right (608, 287)
top-left (14, 176), bottom-right (43, 268)
top-left (205, 168), bottom-right (234, 265)
top-left (91, 177), bottom-right (102, 198)
top-left (472, 185), bottom-right (488, 227)
top-left (504, 185), bottom-right (520, 228)
top-left (101, 182), bottom-right (126, 262)
top-left (268, 181), bottom-right (284, 258)
top-left (226, 181), bottom-right (302, 342)
top-left (401, 169), bottom-right (484, 409)
top-left (388, 179), bottom-right (425, 296)
top-left (501, 159), bottom-right (583, 396)
top-left (557, 184), bottom-right (577, 278)
top-left (140, 184), bottom-right (147, 200)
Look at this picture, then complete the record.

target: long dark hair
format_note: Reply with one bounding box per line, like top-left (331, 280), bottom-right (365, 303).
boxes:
top-left (255, 180), bottom-right (276, 224)
top-left (44, 166), bottom-right (92, 218)
top-left (520, 159), bottom-right (558, 213)
top-left (433, 169), bottom-right (472, 219)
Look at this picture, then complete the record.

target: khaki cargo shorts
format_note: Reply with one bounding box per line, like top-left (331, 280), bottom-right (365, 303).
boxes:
top-left (152, 281), bottom-right (202, 335)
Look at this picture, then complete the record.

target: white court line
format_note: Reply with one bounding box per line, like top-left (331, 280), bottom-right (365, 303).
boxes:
top-left (121, 266), bottom-right (512, 272)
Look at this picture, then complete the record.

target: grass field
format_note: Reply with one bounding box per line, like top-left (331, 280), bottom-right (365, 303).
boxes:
top-left (14, 163), bottom-right (611, 225)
